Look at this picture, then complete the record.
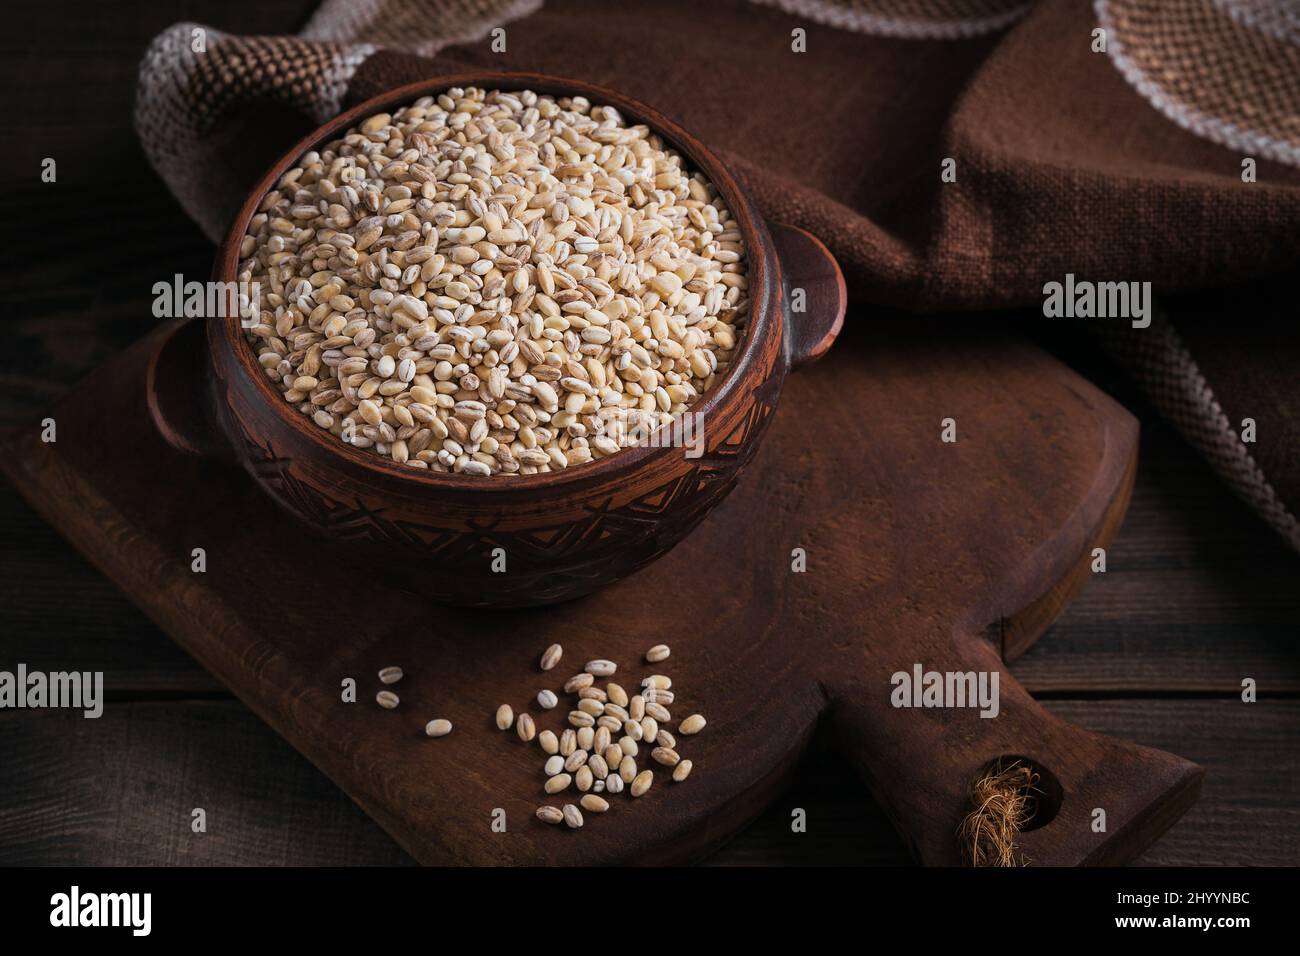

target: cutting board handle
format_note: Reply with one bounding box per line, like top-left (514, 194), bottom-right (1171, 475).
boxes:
top-left (145, 318), bottom-right (232, 459)
top-left (829, 634), bottom-right (1204, 865)
top-left (770, 222), bottom-right (846, 370)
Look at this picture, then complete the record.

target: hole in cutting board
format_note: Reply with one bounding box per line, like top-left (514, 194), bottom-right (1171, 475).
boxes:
top-left (977, 755), bottom-right (1063, 832)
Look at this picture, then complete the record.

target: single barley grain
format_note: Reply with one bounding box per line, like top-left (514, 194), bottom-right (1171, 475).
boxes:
top-left (580, 794), bottom-right (609, 813)
top-left (619, 736), bottom-right (639, 757)
top-left (673, 760), bottom-right (693, 782)
top-left (577, 698), bottom-right (604, 716)
top-left (642, 675), bottom-right (672, 691)
top-left (495, 704), bottom-right (514, 730)
top-left (578, 686), bottom-right (608, 703)
top-left (560, 729), bottom-right (577, 756)
top-left (545, 773), bottom-right (572, 795)
top-left (376, 691), bottom-right (399, 709)
top-left (629, 695), bottom-right (646, 721)
top-left (564, 673), bottom-right (594, 694)
top-left (540, 644), bottom-right (563, 671)
top-left (641, 717), bottom-right (659, 741)
top-left (576, 766), bottom-right (594, 792)
top-left (604, 702), bottom-right (630, 721)
top-left (378, 666), bottom-right (404, 684)
top-left (545, 754), bottom-right (565, 776)
top-left (536, 805), bottom-right (564, 825)
top-left (679, 714), bottom-right (707, 735)
top-left (568, 710), bottom-right (595, 728)
top-left (585, 659), bottom-right (617, 677)
top-left (516, 713), bottom-right (537, 742)
top-left (619, 755), bottom-right (638, 783)
top-left (631, 770), bottom-right (654, 797)
top-left (656, 729), bottom-right (676, 749)
top-left (645, 701), bottom-right (671, 722)
top-left (596, 715), bottom-right (622, 733)
top-left (606, 682), bottom-right (629, 708)
top-left (646, 645), bottom-right (671, 663)
top-left (425, 718), bottom-right (452, 737)
top-left (564, 750), bottom-right (589, 772)
top-left (577, 726), bottom-right (595, 751)
top-left (538, 729), bottom-right (559, 754)
top-left (563, 804), bottom-right (584, 829)
top-left (652, 746), bottom-right (680, 767)
top-left (606, 774), bottom-right (625, 795)
top-left (537, 689), bottom-right (558, 709)
top-left (588, 754), bottom-right (609, 779)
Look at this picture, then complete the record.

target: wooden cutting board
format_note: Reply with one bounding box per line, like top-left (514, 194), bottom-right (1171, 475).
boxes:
top-left (0, 319), bottom-right (1201, 865)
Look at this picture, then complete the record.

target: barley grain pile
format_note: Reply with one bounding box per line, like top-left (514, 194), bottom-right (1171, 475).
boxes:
top-left (523, 643), bottom-right (704, 830)
top-left (239, 87), bottom-right (749, 476)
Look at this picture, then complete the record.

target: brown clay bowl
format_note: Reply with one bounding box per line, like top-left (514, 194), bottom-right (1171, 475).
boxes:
top-left (148, 72), bottom-right (846, 607)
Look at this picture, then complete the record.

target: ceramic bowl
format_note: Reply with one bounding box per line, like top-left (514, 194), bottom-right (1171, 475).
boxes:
top-left (148, 72), bottom-right (845, 607)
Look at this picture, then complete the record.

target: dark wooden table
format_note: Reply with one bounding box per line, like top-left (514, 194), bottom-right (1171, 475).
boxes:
top-left (2, 0), bottom-right (1296, 866)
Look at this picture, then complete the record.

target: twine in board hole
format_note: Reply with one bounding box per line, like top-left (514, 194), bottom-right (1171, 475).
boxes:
top-left (958, 758), bottom-right (1042, 866)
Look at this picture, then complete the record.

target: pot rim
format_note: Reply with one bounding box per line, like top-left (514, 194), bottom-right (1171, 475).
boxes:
top-left (213, 71), bottom-right (777, 494)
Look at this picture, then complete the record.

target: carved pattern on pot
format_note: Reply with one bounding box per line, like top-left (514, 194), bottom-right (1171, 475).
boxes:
top-left (232, 374), bottom-right (782, 570)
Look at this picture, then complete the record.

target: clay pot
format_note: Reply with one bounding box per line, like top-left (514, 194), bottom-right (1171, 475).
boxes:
top-left (148, 72), bottom-right (845, 607)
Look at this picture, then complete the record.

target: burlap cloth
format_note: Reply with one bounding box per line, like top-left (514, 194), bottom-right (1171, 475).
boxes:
top-left (135, 0), bottom-right (1300, 551)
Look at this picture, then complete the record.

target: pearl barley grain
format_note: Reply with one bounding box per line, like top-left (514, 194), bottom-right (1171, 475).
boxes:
top-left (376, 691), bottom-right (399, 709)
top-left (631, 770), bottom-right (654, 797)
top-left (378, 666), bottom-right (404, 684)
top-left (564, 673), bottom-right (594, 694)
top-left (540, 644), bottom-right (563, 672)
top-left (240, 88), bottom-right (750, 478)
top-left (495, 704), bottom-right (514, 730)
top-left (679, 714), bottom-right (707, 735)
top-left (646, 645), bottom-right (671, 663)
top-left (652, 746), bottom-right (680, 767)
top-left (425, 719), bottom-right (453, 737)
top-left (516, 713), bottom-right (537, 742)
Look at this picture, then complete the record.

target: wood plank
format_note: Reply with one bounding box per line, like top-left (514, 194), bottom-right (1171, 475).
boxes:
top-left (0, 489), bottom-right (222, 694)
top-left (1045, 700), bottom-right (1300, 866)
top-left (1022, 416), bottom-right (1300, 692)
top-left (0, 700), bottom-right (1290, 865)
top-left (0, 702), bottom-right (411, 866)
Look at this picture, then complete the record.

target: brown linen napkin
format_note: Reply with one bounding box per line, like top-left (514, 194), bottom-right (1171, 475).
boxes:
top-left (134, 0), bottom-right (1300, 549)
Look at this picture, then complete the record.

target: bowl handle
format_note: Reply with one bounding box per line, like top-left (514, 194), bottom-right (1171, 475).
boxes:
top-left (146, 318), bottom-right (231, 458)
top-left (770, 222), bottom-right (847, 370)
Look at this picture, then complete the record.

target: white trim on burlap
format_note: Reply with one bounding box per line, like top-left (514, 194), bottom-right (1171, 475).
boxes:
top-left (1096, 0), bottom-right (1300, 168)
top-left (748, 0), bottom-right (1032, 38)
top-left (1095, 318), bottom-right (1300, 553)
